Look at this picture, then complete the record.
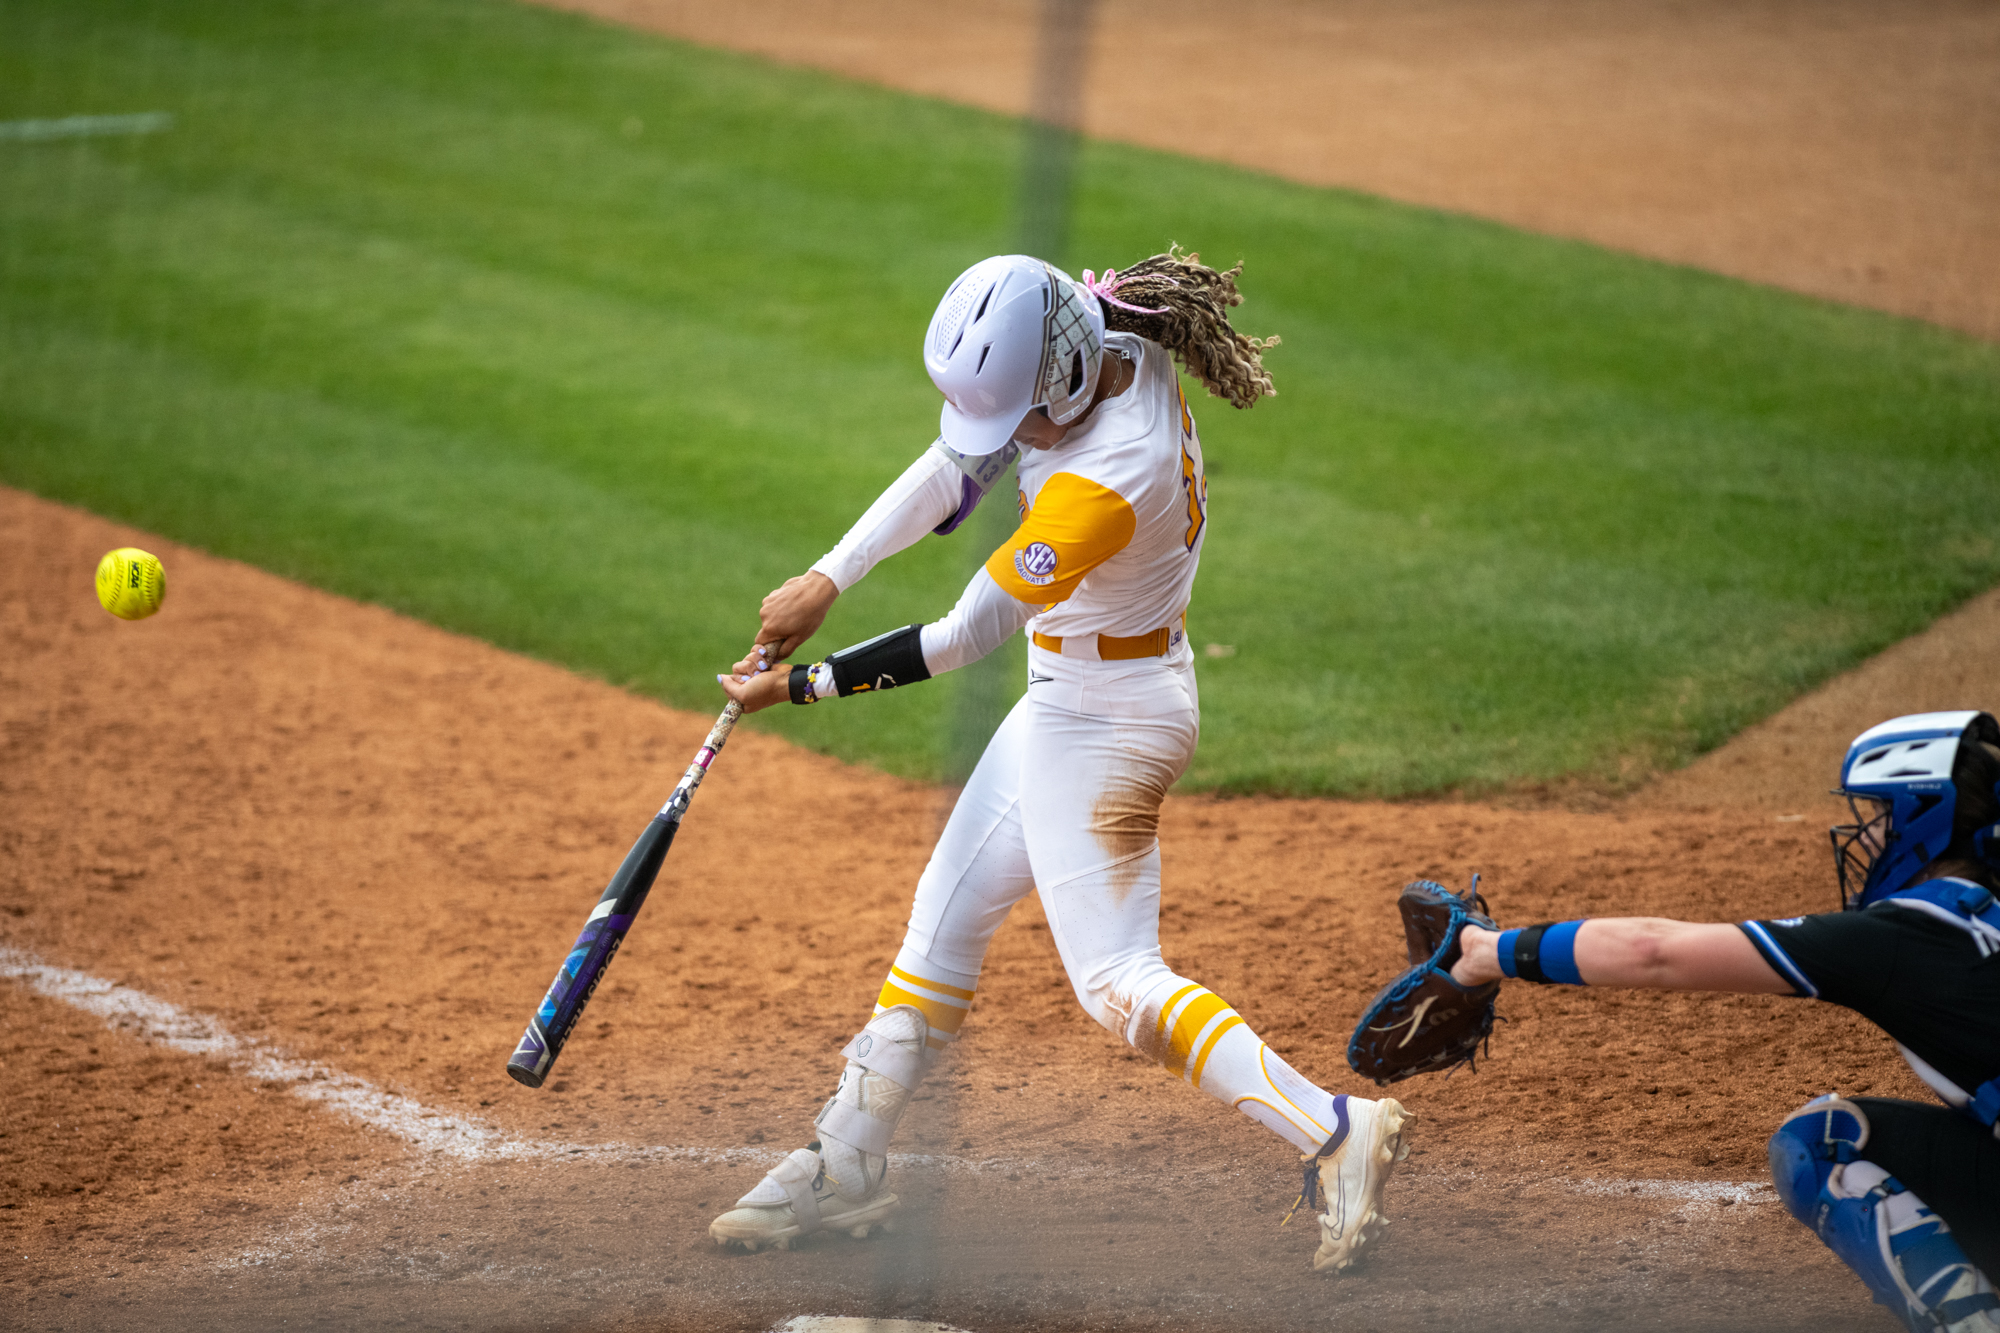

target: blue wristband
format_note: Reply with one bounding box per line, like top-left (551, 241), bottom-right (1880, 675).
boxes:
top-left (1498, 920), bottom-right (1587, 985)
top-left (1539, 920), bottom-right (1587, 985)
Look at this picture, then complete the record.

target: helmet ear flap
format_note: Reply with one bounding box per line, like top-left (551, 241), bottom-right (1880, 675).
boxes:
top-left (1969, 712), bottom-right (2000, 749)
top-left (1953, 727), bottom-right (2000, 873)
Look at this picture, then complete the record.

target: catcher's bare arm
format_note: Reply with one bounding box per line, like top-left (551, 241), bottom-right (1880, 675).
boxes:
top-left (1451, 918), bottom-right (1789, 993)
top-left (1350, 882), bottom-right (1802, 1084)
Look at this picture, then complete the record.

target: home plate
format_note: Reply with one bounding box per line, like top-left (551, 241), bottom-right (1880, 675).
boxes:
top-left (772, 1312), bottom-right (976, 1320)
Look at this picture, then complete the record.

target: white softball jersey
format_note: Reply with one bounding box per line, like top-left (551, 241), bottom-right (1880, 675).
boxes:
top-left (985, 330), bottom-right (1205, 655)
top-left (810, 332), bottom-right (1204, 679)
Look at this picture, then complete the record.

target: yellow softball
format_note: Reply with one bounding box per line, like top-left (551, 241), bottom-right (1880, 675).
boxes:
top-left (95, 547), bottom-right (167, 621)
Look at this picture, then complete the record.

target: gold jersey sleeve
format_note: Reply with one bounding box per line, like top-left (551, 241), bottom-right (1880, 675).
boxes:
top-left (983, 471), bottom-right (1138, 606)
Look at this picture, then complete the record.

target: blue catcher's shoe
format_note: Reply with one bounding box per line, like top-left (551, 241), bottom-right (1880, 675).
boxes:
top-left (1770, 1096), bottom-right (2000, 1332)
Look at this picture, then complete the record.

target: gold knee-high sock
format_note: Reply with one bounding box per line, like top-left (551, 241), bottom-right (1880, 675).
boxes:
top-left (1146, 982), bottom-right (1343, 1153)
top-left (874, 948), bottom-right (978, 1053)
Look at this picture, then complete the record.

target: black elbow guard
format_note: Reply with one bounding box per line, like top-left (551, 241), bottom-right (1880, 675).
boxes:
top-left (827, 623), bottom-right (932, 696)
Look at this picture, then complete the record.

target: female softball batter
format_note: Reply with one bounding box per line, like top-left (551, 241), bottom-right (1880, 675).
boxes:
top-left (709, 251), bottom-right (1410, 1274)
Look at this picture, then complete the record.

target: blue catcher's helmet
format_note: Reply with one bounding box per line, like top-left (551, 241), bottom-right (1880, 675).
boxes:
top-left (1830, 710), bottom-right (2000, 910)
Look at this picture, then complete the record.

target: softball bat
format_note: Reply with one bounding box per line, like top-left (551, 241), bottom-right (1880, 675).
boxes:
top-left (506, 698), bottom-right (745, 1088)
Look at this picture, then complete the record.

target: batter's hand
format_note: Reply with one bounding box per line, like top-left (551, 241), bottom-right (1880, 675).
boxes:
top-left (752, 571), bottom-right (838, 663)
top-left (717, 657), bottom-right (791, 713)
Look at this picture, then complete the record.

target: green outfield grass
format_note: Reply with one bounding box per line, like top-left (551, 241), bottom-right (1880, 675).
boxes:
top-left (4, 0), bottom-right (1997, 795)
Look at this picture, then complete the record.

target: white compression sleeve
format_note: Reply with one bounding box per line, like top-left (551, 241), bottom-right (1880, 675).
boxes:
top-left (809, 450), bottom-right (964, 593)
top-left (919, 569), bottom-right (1037, 675)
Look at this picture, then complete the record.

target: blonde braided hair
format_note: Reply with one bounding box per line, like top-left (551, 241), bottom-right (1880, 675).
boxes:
top-left (1085, 246), bottom-right (1278, 408)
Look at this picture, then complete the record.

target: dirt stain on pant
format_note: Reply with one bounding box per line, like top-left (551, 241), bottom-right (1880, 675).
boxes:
top-left (1093, 977), bottom-right (1170, 1067)
top-left (1089, 765), bottom-right (1167, 904)
top-left (1123, 992), bottom-right (1178, 1071)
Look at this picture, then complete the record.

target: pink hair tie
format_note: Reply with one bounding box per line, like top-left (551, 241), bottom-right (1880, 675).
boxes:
top-left (1081, 267), bottom-right (1170, 315)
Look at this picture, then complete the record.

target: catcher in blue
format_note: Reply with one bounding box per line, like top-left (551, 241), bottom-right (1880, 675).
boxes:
top-left (1352, 709), bottom-right (2000, 1332)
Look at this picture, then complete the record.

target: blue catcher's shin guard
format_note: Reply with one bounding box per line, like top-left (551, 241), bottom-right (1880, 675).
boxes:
top-left (1770, 1097), bottom-right (2000, 1332)
top-left (1769, 1094), bottom-right (1870, 1218)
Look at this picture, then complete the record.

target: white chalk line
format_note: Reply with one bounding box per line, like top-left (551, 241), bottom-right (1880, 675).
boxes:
top-left (1, 945), bottom-right (1772, 1205)
top-left (0, 112), bottom-right (174, 142)
top-left (1565, 1177), bottom-right (1772, 1204)
top-left (0, 945), bottom-right (682, 1165)
top-left (772, 1312), bottom-right (976, 1320)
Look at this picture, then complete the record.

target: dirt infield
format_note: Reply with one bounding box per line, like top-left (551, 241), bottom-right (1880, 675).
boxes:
top-left (7, 484), bottom-right (1983, 1331)
top-left (543, 0), bottom-right (2000, 341)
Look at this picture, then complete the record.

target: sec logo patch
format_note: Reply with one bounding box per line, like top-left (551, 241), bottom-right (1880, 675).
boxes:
top-left (1014, 541), bottom-right (1059, 586)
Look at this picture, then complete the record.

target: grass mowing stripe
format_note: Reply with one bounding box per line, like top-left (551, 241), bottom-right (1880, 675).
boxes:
top-left (0, 154), bottom-right (927, 528)
top-left (2, 0), bottom-right (1997, 794)
top-left (0, 111), bottom-right (173, 140)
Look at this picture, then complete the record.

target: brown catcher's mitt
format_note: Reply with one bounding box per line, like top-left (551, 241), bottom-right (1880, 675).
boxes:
top-left (1348, 877), bottom-right (1501, 1085)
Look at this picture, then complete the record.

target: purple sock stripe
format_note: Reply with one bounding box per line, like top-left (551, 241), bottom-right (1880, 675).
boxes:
top-left (1323, 1093), bottom-right (1352, 1156)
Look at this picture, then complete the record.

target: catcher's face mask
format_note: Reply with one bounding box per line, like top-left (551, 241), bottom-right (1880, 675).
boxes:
top-left (1829, 793), bottom-right (1894, 912)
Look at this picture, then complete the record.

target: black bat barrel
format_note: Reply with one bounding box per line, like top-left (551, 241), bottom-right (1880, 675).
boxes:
top-left (505, 813), bottom-right (679, 1087)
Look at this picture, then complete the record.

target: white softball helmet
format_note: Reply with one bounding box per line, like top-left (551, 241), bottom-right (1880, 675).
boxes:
top-left (924, 255), bottom-right (1106, 457)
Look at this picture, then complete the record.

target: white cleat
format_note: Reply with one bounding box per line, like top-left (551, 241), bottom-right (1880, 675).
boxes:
top-left (707, 1144), bottom-right (900, 1253)
top-left (710, 1005), bottom-right (929, 1255)
top-left (1306, 1095), bottom-right (1411, 1274)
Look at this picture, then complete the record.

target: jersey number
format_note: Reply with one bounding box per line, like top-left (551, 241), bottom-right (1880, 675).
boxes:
top-left (1180, 441), bottom-right (1207, 550)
